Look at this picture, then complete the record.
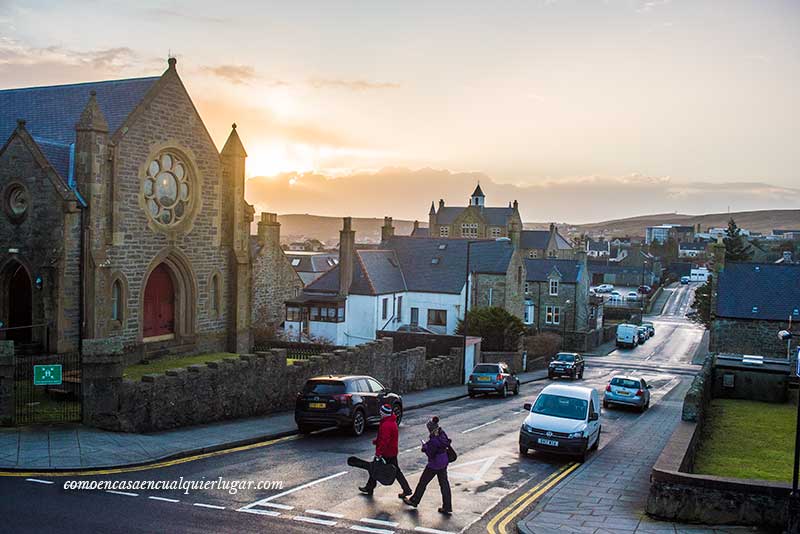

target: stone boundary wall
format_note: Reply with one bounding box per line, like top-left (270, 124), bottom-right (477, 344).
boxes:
top-left (646, 355), bottom-right (790, 528)
top-left (479, 351), bottom-right (523, 373)
top-left (86, 338), bottom-right (463, 433)
top-left (376, 331), bottom-right (466, 359)
top-left (710, 317), bottom-right (796, 359)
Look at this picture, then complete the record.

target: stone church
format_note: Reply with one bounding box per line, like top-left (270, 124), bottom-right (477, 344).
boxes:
top-left (427, 184), bottom-right (524, 240)
top-left (0, 58), bottom-right (301, 359)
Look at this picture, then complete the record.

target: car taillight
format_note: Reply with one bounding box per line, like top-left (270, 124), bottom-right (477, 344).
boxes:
top-left (496, 374), bottom-right (503, 382)
top-left (605, 385), bottom-right (612, 392)
top-left (469, 375), bottom-right (476, 382)
top-left (635, 389), bottom-right (644, 397)
top-left (333, 393), bottom-right (352, 404)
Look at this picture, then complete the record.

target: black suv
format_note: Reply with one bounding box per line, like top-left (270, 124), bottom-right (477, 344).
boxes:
top-left (547, 352), bottom-right (585, 379)
top-left (295, 375), bottom-right (403, 436)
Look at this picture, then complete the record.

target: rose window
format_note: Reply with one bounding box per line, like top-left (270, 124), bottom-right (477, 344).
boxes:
top-left (143, 152), bottom-right (191, 226)
top-left (4, 183), bottom-right (29, 222)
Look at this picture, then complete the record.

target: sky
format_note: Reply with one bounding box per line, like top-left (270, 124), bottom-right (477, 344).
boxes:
top-left (1, 0), bottom-right (799, 223)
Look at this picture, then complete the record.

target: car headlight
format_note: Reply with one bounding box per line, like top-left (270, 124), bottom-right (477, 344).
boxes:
top-left (567, 431), bottom-right (585, 439)
top-left (522, 424), bottom-right (533, 433)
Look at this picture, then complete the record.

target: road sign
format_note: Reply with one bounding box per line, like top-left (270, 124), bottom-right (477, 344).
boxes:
top-left (33, 364), bottom-right (62, 385)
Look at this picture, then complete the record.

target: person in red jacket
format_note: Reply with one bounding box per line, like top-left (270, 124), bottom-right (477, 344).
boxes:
top-left (359, 404), bottom-right (412, 497)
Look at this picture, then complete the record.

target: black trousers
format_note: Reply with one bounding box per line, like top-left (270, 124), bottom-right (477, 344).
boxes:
top-left (410, 466), bottom-right (452, 512)
top-left (364, 456), bottom-right (412, 494)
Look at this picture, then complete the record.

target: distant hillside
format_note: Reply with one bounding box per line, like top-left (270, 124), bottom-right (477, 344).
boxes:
top-left (275, 209), bottom-right (800, 243)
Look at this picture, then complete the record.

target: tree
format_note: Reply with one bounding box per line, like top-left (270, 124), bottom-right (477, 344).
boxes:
top-left (723, 218), bottom-right (752, 262)
top-left (456, 307), bottom-right (525, 351)
top-left (689, 278), bottom-right (713, 328)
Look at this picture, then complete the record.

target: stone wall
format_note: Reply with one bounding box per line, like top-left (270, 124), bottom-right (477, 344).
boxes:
top-left (377, 331), bottom-right (466, 358)
top-left (712, 356), bottom-right (790, 403)
top-left (710, 317), bottom-right (796, 359)
top-left (86, 337), bottom-right (463, 433)
top-left (681, 354), bottom-right (713, 423)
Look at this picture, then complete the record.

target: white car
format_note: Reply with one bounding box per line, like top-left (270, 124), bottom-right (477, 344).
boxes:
top-left (519, 384), bottom-right (601, 461)
top-left (595, 284), bottom-right (614, 293)
top-left (625, 291), bottom-right (639, 302)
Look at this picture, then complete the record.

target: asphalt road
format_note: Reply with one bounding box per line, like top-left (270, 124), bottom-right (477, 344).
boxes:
top-left (0, 284), bottom-right (702, 534)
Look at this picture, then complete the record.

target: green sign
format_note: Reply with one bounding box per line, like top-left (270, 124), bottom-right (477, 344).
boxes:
top-left (33, 364), bottom-right (62, 386)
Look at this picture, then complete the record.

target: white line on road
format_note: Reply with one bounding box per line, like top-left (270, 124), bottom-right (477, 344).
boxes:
top-left (193, 503), bottom-right (225, 510)
top-left (350, 525), bottom-right (395, 534)
top-left (238, 470), bottom-right (349, 513)
top-left (293, 515), bottom-right (338, 526)
top-left (25, 478), bottom-right (54, 485)
top-left (306, 510), bottom-right (345, 519)
top-left (106, 490), bottom-right (138, 497)
top-left (258, 502), bottom-right (294, 510)
top-left (360, 517), bottom-right (400, 527)
top-left (238, 508), bottom-right (281, 517)
top-left (414, 527), bottom-right (458, 534)
top-left (461, 418), bottom-right (500, 434)
top-left (148, 496), bottom-right (180, 503)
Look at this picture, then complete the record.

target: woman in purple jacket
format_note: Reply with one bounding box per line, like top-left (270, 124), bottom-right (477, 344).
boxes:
top-left (402, 416), bottom-right (452, 514)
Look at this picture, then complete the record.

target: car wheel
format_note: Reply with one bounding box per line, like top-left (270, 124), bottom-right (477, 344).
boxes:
top-left (578, 368), bottom-right (584, 379)
top-left (393, 403), bottom-right (403, 424)
top-left (298, 424), bottom-right (313, 434)
top-left (519, 444), bottom-right (528, 456)
top-left (501, 384), bottom-right (508, 398)
top-left (513, 382), bottom-right (520, 396)
top-left (547, 373), bottom-right (554, 380)
top-left (350, 409), bottom-right (366, 436)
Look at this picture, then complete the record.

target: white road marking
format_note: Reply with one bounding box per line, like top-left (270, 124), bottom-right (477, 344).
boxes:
top-left (293, 515), bottom-right (338, 526)
top-left (106, 490), bottom-right (138, 497)
top-left (239, 508), bottom-right (281, 517)
top-left (360, 517), bottom-right (399, 527)
top-left (193, 503), bottom-right (225, 510)
top-left (350, 526), bottom-right (395, 534)
top-left (238, 470), bottom-right (348, 513)
top-left (447, 455), bottom-right (498, 481)
top-left (258, 502), bottom-right (294, 510)
top-left (414, 527), bottom-right (458, 534)
top-left (461, 418), bottom-right (500, 434)
top-left (25, 478), bottom-right (53, 485)
top-left (306, 509), bottom-right (345, 519)
top-left (148, 496), bottom-right (180, 503)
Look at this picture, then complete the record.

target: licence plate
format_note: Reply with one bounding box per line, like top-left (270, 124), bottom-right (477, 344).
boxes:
top-left (537, 438), bottom-right (559, 447)
top-left (309, 402), bottom-right (326, 409)
top-left (617, 391), bottom-right (629, 396)
top-left (477, 376), bottom-right (491, 381)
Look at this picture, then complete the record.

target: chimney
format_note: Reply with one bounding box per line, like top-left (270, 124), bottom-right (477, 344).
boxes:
top-left (513, 200), bottom-right (519, 211)
top-left (339, 217), bottom-right (355, 296)
top-left (257, 212), bottom-right (280, 248)
top-left (381, 216), bottom-right (394, 242)
top-left (439, 199), bottom-right (445, 210)
top-left (509, 220), bottom-right (521, 250)
top-left (413, 220), bottom-right (419, 232)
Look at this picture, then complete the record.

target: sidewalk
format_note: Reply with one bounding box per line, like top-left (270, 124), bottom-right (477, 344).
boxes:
top-left (517, 379), bottom-right (765, 534)
top-left (0, 370), bottom-right (548, 471)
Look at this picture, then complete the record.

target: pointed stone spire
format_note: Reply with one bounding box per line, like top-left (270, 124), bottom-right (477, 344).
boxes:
top-left (76, 91), bottom-right (108, 132)
top-left (429, 201), bottom-right (436, 215)
top-left (221, 123), bottom-right (248, 157)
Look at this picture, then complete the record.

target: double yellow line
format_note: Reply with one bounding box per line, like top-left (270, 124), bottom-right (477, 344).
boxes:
top-left (486, 461), bottom-right (579, 534)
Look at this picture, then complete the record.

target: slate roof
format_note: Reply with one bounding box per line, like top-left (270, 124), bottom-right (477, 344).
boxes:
top-left (435, 206), bottom-right (515, 226)
top-left (285, 253), bottom-right (338, 273)
top-left (587, 239), bottom-right (610, 252)
top-left (520, 229), bottom-right (573, 250)
top-left (715, 262), bottom-right (800, 321)
top-left (410, 226), bottom-right (430, 237)
top-left (471, 184), bottom-right (485, 197)
top-left (304, 236), bottom-right (516, 296)
top-left (0, 76), bottom-right (159, 178)
top-left (525, 259), bottom-right (582, 283)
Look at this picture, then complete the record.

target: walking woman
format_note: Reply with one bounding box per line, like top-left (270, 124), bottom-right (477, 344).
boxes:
top-left (402, 416), bottom-right (452, 515)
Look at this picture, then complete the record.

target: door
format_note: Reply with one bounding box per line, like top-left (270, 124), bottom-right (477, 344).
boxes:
top-left (7, 263), bottom-right (32, 343)
top-left (143, 264), bottom-right (175, 338)
top-left (410, 307), bottom-right (419, 327)
top-left (355, 378), bottom-right (379, 422)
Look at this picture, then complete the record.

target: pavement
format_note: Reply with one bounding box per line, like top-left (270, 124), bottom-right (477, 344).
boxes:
top-left (0, 369), bottom-right (549, 471)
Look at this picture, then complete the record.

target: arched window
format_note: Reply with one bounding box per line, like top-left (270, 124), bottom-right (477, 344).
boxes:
top-left (111, 279), bottom-right (122, 322)
top-left (210, 273), bottom-right (220, 317)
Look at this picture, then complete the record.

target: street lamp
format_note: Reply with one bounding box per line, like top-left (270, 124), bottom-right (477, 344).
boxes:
top-left (561, 299), bottom-right (571, 350)
top-left (462, 240), bottom-right (478, 385)
top-left (640, 260), bottom-right (648, 319)
top-left (780, 328), bottom-right (800, 532)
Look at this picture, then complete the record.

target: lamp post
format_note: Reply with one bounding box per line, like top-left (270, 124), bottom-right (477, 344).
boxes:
top-left (561, 299), bottom-right (571, 350)
top-left (781, 328), bottom-right (800, 532)
top-left (462, 240), bottom-right (477, 385)
top-left (640, 260), bottom-right (648, 319)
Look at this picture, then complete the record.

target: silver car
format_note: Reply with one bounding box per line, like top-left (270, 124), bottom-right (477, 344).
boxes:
top-left (603, 376), bottom-right (651, 412)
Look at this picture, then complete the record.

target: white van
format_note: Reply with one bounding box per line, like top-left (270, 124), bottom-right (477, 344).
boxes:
top-left (519, 384), bottom-right (601, 461)
top-left (616, 323), bottom-right (639, 348)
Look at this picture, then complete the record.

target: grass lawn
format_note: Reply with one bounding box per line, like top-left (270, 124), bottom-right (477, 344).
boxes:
top-left (693, 398), bottom-right (795, 482)
top-left (123, 353), bottom-right (237, 381)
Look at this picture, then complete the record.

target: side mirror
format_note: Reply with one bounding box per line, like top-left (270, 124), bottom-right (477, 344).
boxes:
top-left (589, 412), bottom-right (599, 421)
top-left (523, 403), bottom-right (532, 411)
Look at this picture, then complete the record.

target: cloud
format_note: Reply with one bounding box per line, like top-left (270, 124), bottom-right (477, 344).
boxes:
top-left (0, 38), bottom-right (137, 71)
top-left (201, 64), bottom-right (259, 85)
top-left (144, 7), bottom-right (229, 24)
top-left (308, 78), bottom-right (401, 91)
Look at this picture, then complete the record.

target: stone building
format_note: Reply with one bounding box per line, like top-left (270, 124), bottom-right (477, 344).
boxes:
top-left (0, 59), bottom-right (292, 358)
top-left (519, 224), bottom-right (575, 259)
top-left (427, 184), bottom-right (523, 240)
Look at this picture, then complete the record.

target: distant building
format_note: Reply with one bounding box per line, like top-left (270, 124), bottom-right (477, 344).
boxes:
top-left (427, 184), bottom-right (523, 240)
top-left (772, 229), bottom-right (800, 241)
top-left (520, 224), bottom-right (575, 260)
top-left (645, 224), bottom-right (695, 245)
top-left (585, 238), bottom-right (611, 258)
top-left (678, 242), bottom-right (707, 259)
top-left (284, 251), bottom-right (339, 286)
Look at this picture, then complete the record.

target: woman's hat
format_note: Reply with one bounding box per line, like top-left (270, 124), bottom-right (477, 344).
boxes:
top-left (380, 404), bottom-right (393, 417)
top-left (426, 416), bottom-right (439, 433)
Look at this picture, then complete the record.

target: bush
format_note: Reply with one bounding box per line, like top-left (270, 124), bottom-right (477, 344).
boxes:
top-left (525, 332), bottom-right (562, 362)
top-left (456, 307), bottom-right (525, 351)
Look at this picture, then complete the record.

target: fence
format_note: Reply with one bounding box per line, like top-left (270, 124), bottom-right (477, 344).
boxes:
top-left (252, 341), bottom-right (344, 361)
top-left (13, 352), bottom-right (82, 424)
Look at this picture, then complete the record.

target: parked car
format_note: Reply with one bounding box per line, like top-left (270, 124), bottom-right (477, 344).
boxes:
top-left (610, 290), bottom-right (622, 298)
top-left (603, 376), bottom-right (651, 412)
top-left (616, 324), bottom-right (639, 348)
top-left (680, 276), bottom-right (690, 285)
top-left (295, 375), bottom-right (403, 436)
top-left (641, 321), bottom-right (655, 337)
top-left (625, 291), bottom-right (639, 302)
top-left (595, 284), bottom-right (614, 293)
top-left (547, 353), bottom-right (585, 380)
top-left (636, 326), bottom-right (648, 344)
top-left (468, 362), bottom-right (520, 398)
top-left (637, 285), bottom-right (652, 294)
top-left (519, 384), bottom-right (601, 461)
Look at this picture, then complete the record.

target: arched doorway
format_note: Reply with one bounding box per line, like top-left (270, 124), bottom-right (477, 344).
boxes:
top-left (3, 261), bottom-right (32, 343)
top-left (143, 263), bottom-right (175, 339)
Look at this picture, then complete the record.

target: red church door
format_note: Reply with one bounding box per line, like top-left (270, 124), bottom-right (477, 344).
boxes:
top-left (143, 264), bottom-right (175, 338)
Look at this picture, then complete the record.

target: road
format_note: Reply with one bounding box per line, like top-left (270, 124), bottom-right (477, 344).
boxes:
top-left (0, 284), bottom-right (701, 534)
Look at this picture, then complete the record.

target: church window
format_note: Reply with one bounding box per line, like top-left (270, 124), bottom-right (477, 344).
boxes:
top-left (3, 183), bottom-right (29, 223)
top-left (490, 227), bottom-right (502, 238)
top-left (111, 280), bottom-right (122, 321)
top-left (143, 151), bottom-right (192, 227)
top-left (461, 223), bottom-right (478, 238)
top-left (209, 273), bottom-right (221, 317)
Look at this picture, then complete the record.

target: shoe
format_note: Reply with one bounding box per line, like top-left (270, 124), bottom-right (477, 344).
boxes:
top-left (402, 496), bottom-right (417, 507)
top-left (398, 491), bottom-right (412, 499)
top-left (438, 508), bottom-right (452, 515)
top-left (358, 486), bottom-right (373, 496)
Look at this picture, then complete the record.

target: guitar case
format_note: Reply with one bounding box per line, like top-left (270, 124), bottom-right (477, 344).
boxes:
top-left (347, 456), bottom-right (397, 486)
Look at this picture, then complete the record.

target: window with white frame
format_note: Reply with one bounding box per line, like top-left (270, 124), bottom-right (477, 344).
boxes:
top-left (548, 249), bottom-right (557, 258)
top-left (382, 297), bottom-right (389, 320)
top-left (461, 223), bottom-right (478, 238)
top-left (549, 279), bottom-right (559, 296)
top-left (524, 281), bottom-right (530, 294)
top-left (528, 250), bottom-right (537, 259)
top-left (439, 226), bottom-right (449, 237)
top-left (490, 227), bottom-right (502, 238)
top-left (545, 306), bottom-right (560, 325)
top-left (524, 300), bottom-right (534, 325)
